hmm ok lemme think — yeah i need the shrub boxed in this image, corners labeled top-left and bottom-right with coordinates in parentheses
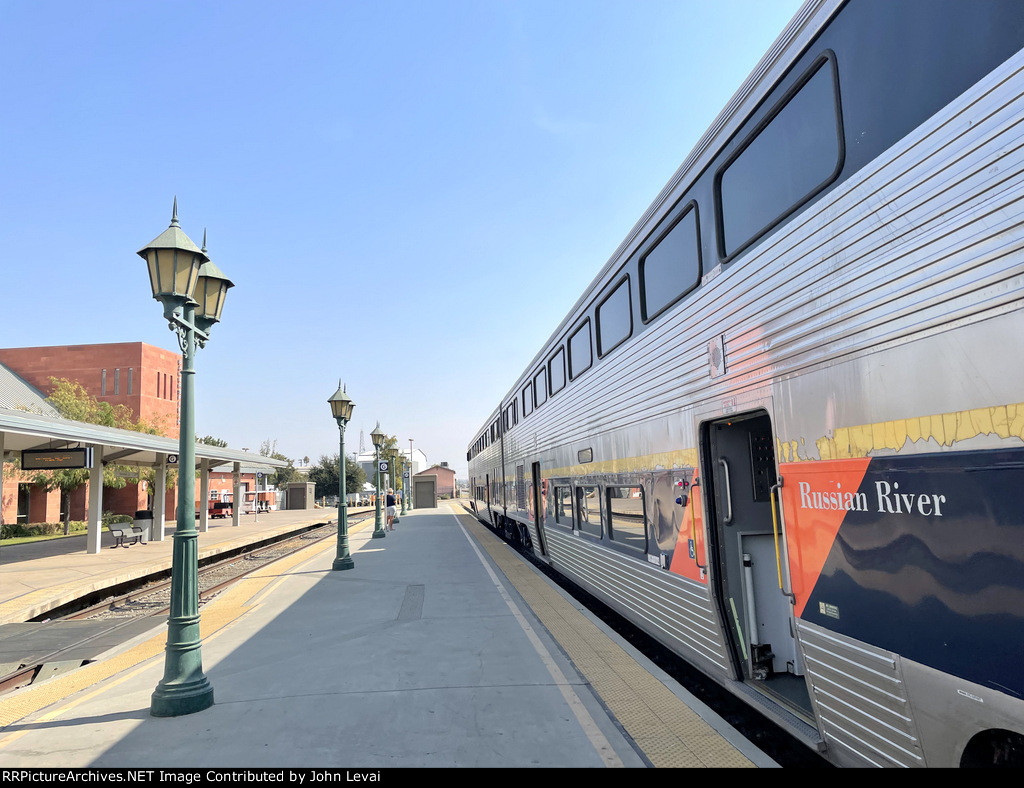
top-left (0, 521), bottom-right (89, 539)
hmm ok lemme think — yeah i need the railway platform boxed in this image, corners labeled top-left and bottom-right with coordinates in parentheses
top-left (0, 502), bottom-right (776, 768)
top-left (0, 507), bottom-right (375, 626)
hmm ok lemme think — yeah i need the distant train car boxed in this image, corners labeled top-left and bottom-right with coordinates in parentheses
top-left (468, 0), bottom-right (1024, 768)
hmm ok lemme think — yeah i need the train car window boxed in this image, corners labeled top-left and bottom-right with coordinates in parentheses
top-left (596, 276), bottom-right (632, 357)
top-left (554, 486), bottom-right (573, 528)
top-left (607, 486), bottom-right (647, 553)
top-left (716, 51), bottom-right (843, 261)
top-left (640, 203), bottom-right (701, 322)
top-left (575, 485), bottom-right (602, 538)
top-left (549, 347), bottom-right (566, 395)
top-left (534, 368), bottom-right (548, 407)
top-left (568, 319), bottom-right (593, 380)
top-left (522, 383), bottom-right (533, 417)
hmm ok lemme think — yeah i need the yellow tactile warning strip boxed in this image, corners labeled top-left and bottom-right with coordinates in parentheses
top-left (448, 503), bottom-right (755, 768)
top-left (0, 518), bottom-right (367, 733)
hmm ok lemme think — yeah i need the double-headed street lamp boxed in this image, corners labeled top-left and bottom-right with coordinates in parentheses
top-left (139, 200), bottom-right (233, 718)
top-left (370, 423), bottom-right (387, 539)
top-left (328, 382), bottom-right (355, 570)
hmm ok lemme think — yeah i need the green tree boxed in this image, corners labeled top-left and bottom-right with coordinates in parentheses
top-left (260, 438), bottom-right (297, 487)
top-left (35, 378), bottom-right (155, 533)
top-left (197, 435), bottom-right (228, 447)
top-left (47, 378), bottom-right (163, 434)
top-left (308, 453), bottom-right (365, 500)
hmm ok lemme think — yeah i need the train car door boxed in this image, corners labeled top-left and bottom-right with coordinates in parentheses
top-left (700, 410), bottom-right (812, 720)
top-left (531, 461), bottom-right (548, 556)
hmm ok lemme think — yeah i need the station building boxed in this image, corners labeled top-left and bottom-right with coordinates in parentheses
top-left (0, 342), bottom-right (271, 526)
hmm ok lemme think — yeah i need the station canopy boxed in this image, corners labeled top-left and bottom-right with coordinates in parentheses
top-left (0, 406), bottom-right (288, 472)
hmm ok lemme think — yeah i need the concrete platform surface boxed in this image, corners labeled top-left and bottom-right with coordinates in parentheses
top-left (0, 504), bottom-right (775, 768)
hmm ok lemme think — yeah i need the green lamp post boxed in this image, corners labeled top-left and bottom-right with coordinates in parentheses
top-left (407, 438), bottom-right (415, 511)
top-left (370, 423), bottom-right (387, 539)
top-left (400, 442), bottom-right (408, 516)
top-left (329, 382), bottom-right (355, 570)
top-left (139, 200), bottom-right (233, 717)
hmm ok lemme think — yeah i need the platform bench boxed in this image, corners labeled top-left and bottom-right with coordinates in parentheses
top-left (110, 525), bottom-right (146, 548)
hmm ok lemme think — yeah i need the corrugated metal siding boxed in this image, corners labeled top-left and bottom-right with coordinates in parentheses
top-left (797, 620), bottom-right (925, 767)
top-left (544, 528), bottom-right (732, 673)
top-left (499, 45), bottom-right (1024, 462)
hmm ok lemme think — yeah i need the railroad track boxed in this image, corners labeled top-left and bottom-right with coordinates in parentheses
top-left (0, 514), bottom-right (373, 696)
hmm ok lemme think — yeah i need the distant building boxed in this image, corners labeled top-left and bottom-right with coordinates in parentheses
top-left (415, 463), bottom-right (456, 498)
top-left (354, 447), bottom-right (427, 492)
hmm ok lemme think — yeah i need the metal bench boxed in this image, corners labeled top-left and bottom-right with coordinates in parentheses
top-left (110, 525), bottom-right (146, 548)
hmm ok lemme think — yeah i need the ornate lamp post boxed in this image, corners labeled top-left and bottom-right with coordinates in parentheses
top-left (328, 382), bottom-right (355, 570)
top-left (139, 200), bottom-right (233, 717)
top-left (407, 438), bottom-right (415, 511)
top-left (400, 441), bottom-right (408, 516)
top-left (370, 423), bottom-right (387, 539)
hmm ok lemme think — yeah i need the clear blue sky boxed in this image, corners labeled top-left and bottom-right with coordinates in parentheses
top-left (0, 0), bottom-right (803, 478)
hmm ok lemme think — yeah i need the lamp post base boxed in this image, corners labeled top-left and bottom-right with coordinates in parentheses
top-left (372, 530), bottom-right (387, 539)
top-left (150, 677), bottom-right (214, 717)
top-left (332, 556), bottom-right (355, 570)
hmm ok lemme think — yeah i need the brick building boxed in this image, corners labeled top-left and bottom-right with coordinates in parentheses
top-left (0, 342), bottom-right (182, 439)
top-left (414, 463), bottom-right (457, 498)
top-left (0, 342), bottom-right (184, 523)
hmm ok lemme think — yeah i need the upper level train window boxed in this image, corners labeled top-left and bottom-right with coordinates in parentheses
top-left (607, 486), bottom-right (647, 553)
top-left (716, 51), bottom-right (843, 261)
top-left (534, 368), bottom-right (548, 408)
top-left (640, 203), bottom-right (701, 322)
top-left (568, 319), bottom-right (592, 380)
top-left (549, 347), bottom-right (566, 396)
top-left (596, 276), bottom-right (632, 357)
top-left (522, 383), bottom-right (533, 417)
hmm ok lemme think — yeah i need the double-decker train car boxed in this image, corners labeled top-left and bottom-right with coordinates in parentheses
top-left (467, 0), bottom-right (1024, 768)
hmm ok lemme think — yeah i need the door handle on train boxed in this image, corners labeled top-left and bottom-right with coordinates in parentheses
top-left (689, 479), bottom-right (706, 572)
top-left (718, 458), bottom-right (733, 525)
top-left (770, 480), bottom-right (796, 604)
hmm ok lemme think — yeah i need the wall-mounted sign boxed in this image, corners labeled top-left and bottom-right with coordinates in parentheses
top-left (22, 447), bottom-right (94, 470)
top-left (167, 454), bottom-right (178, 465)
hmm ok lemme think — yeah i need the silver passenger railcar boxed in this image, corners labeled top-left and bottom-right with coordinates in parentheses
top-left (468, 0), bottom-right (1024, 767)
